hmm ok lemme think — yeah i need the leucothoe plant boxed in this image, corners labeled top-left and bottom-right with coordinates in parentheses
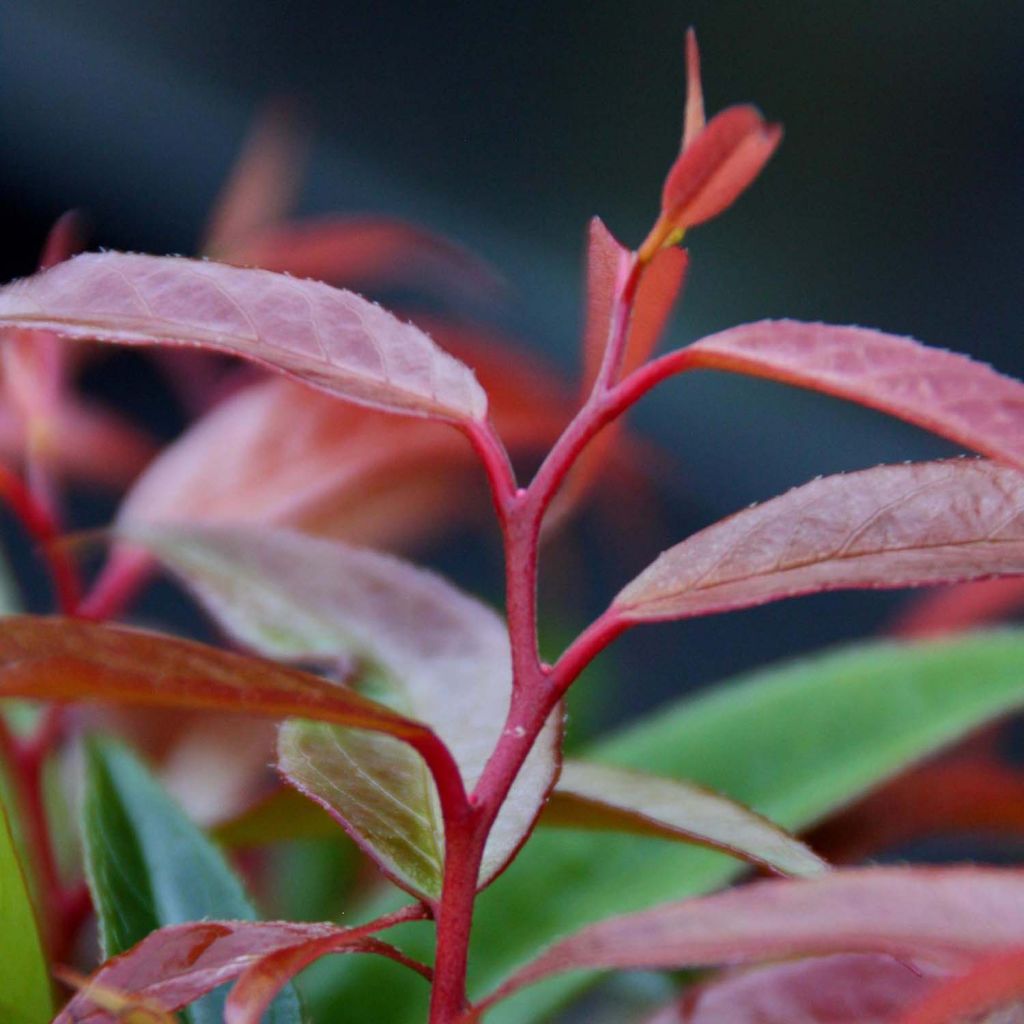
top-left (4, 30), bottom-right (1024, 1024)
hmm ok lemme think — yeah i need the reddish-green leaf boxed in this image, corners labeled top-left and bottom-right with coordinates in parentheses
top-left (0, 615), bottom-right (433, 743)
top-left (0, 252), bottom-right (487, 422)
top-left (671, 321), bottom-right (1024, 469)
top-left (900, 947), bottom-right (1024, 1024)
top-left (53, 920), bottom-right (419, 1023)
top-left (545, 759), bottom-right (826, 877)
top-left (614, 460), bottom-right (1024, 623)
top-left (478, 868), bottom-right (1024, 1012)
top-left (645, 954), bottom-right (936, 1024)
top-left (117, 523), bottom-right (560, 898)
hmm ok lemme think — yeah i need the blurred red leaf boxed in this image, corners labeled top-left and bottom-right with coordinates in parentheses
top-left (202, 100), bottom-right (308, 255)
top-left (614, 460), bottom-right (1024, 623)
top-left (221, 216), bottom-right (505, 304)
top-left (898, 947), bottom-right (1024, 1023)
top-left (811, 754), bottom-right (1024, 865)
top-left (892, 578), bottom-right (1024, 637)
top-left (476, 868), bottom-right (1024, 1012)
top-left (679, 29), bottom-right (706, 152)
top-left (0, 252), bottom-right (488, 423)
top-left (645, 954), bottom-right (936, 1024)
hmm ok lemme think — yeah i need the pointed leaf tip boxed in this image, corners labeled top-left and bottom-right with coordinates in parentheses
top-left (681, 28), bottom-right (705, 152)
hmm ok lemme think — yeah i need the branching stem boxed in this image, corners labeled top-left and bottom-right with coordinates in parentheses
top-left (428, 246), bottom-right (651, 1024)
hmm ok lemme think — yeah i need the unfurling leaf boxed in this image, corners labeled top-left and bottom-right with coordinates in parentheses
top-left (545, 759), bottom-right (826, 877)
top-left (615, 460), bottom-right (1024, 622)
top-left (673, 320), bottom-right (1024, 470)
top-left (53, 920), bottom-right (419, 1024)
top-left (643, 954), bottom-right (936, 1024)
top-left (117, 523), bottom-right (560, 900)
top-left (478, 868), bottom-right (1024, 1012)
top-left (0, 252), bottom-right (487, 422)
top-left (0, 794), bottom-right (51, 1024)
top-left (82, 740), bottom-right (302, 1024)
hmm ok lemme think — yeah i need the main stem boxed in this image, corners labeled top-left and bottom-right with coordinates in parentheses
top-left (429, 253), bottom-right (649, 1024)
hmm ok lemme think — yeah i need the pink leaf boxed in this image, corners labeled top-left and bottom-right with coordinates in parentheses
top-left (670, 321), bottom-right (1024, 470)
top-left (581, 217), bottom-right (630, 389)
top-left (645, 954), bottom-right (937, 1024)
top-left (546, 759), bottom-right (827, 877)
top-left (53, 920), bottom-right (418, 1023)
top-left (614, 460), bottom-right (1024, 622)
top-left (0, 252), bottom-right (487, 422)
top-left (679, 29), bottom-right (706, 152)
top-left (478, 868), bottom-right (1024, 1011)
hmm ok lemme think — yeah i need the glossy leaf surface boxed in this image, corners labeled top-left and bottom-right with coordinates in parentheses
top-left (0, 252), bottom-right (487, 422)
top-left (615, 460), bottom-right (1024, 622)
top-left (0, 615), bottom-right (439, 746)
top-left (54, 920), bottom-right (396, 1023)
top-left (82, 740), bottom-right (301, 1024)
top-left (675, 320), bottom-right (1024, 469)
top-left (0, 794), bottom-right (51, 1024)
top-left (119, 523), bottom-right (559, 897)
top-left (546, 759), bottom-right (826, 877)
top-left (482, 868), bottom-right (1024, 1008)
top-left (645, 954), bottom-right (936, 1024)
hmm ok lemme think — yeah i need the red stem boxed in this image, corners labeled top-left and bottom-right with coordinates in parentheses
top-left (0, 462), bottom-right (81, 615)
top-left (428, 248), bottom-right (652, 1024)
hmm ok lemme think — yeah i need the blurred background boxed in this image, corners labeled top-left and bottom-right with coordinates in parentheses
top-left (1, 0), bottom-right (1022, 725)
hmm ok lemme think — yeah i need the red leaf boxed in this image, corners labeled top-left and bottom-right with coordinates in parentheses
top-left (639, 107), bottom-right (781, 261)
top-left (220, 216), bottom-right (505, 304)
top-left (478, 868), bottom-right (1024, 1012)
top-left (811, 755), bottom-right (1024, 865)
top-left (118, 325), bottom-right (567, 548)
top-left (614, 460), bottom-right (1024, 623)
top-left (581, 217), bottom-right (630, 389)
top-left (679, 29), bottom-right (706, 152)
top-left (224, 935), bottom-right (430, 1024)
top-left (646, 954), bottom-right (936, 1024)
top-left (53, 920), bottom-right (419, 1023)
top-left (0, 615), bottom-right (432, 743)
top-left (900, 947), bottom-right (1024, 1024)
top-left (671, 321), bottom-right (1024, 470)
top-left (893, 578), bottom-right (1024, 637)
top-left (0, 253), bottom-right (487, 422)
top-left (202, 100), bottom-right (308, 255)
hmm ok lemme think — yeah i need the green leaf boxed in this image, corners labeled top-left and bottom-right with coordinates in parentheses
top-left (310, 629), bottom-right (1024, 1023)
top-left (0, 792), bottom-right (51, 1024)
top-left (82, 739), bottom-right (304, 1024)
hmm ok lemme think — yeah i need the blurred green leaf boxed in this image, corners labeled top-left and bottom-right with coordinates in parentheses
top-left (312, 629), bottom-right (1024, 1022)
top-left (0, 792), bottom-right (51, 1024)
top-left (82, 739), bottom-right (304, 1024)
